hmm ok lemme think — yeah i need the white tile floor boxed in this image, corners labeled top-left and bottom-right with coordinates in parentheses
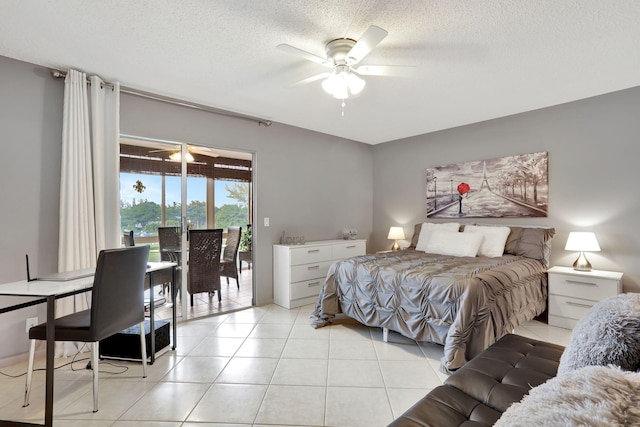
top-left (0, 305), bottom-right (572, 426)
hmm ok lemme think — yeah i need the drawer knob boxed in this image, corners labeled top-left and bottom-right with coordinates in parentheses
top-left (308, 282), bottom-right (320, 287)
top-left (307, 265), bottom-right (320, 270)
top-left (307, 249), bottom-right (320, 254)
top-left (346, 245), bottom-right (356, 249)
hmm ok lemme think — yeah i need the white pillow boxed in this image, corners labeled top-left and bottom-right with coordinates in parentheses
top-left (463, 225), bottom-right (511, 257)
top-left (415, 222), bottom-right (461, 252)
top-left (423, 230), bottom-right (483, 257)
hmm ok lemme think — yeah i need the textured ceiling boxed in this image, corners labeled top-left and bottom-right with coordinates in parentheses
top-left (1, 1), bottom-right (639, 144)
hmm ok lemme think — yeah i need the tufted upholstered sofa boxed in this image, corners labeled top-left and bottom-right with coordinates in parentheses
top-left (388, 334), bottom-right (565, 427)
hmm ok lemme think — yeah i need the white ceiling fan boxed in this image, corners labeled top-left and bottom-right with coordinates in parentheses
top-left (277, 25), bottom-right (415, 101)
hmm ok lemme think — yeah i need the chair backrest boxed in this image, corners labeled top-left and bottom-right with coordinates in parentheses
top-left (158, 226), bottom-right (181, 262)
top-left (223, 226), bottom-right (242, 262)
top-left (90, 245), bottom-right (150, 341)
top-left (188, 229), bottom-right (223, 292)
top-left (123, 230), bottom-right (135, 247)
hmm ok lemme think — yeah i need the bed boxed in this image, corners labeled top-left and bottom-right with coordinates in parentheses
top-left (310, 223), bottom-right (555, 372)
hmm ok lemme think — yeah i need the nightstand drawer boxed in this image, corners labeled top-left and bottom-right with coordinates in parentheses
top-left (291, 278), bottom-right (324, 300)
top-left (549, 273), bottom-right (620, 301)
top-left (290, 261), bottom-right (332, 283)
top-left (548, 294), bottom-right (597, 320)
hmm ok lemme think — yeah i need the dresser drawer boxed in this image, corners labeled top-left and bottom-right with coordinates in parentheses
top-left (291, 278), bottom-right (324, 300)
top-left (548, 294), bottom-right (597, 321)
top-left (290, 261), bottom-right (333, 283)
top-left (549, 273), bottom-right (620, 301)
top-left (290, 245), bottom-right (333, 265)
top-left (333, 241), bottom-right (366, 259)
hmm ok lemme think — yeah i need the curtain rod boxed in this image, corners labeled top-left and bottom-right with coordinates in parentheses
top-left (50, 69), bottom-right (272, 127)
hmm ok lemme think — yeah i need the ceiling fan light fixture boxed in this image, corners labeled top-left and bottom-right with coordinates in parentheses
top-left (321, 69), bottom-right (365, 100)
top-left (169, 151), bottom-right (195, 162)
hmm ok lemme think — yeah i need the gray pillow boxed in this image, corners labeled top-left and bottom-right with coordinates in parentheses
top-left (504, 226), bottom-right (555, 267)
top-left (557, 293), bottom-right (640, 375)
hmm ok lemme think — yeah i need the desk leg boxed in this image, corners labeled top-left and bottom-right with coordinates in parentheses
top-left (172, 266), bottom-right (177, 350)
top-left (44, 295), bottom-right (55, 427)
top-left (148, 272), bottom-right (156, 365)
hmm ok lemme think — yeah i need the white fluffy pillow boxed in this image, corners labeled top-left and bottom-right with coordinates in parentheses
top-left (495, 366), bottom-right (640, 426)
top-left (423, 230), bottom-right (483, 257)
top-left (415, 222), bottom-right (461, 252)
top-left (463, 225), bottom-right (511, 257)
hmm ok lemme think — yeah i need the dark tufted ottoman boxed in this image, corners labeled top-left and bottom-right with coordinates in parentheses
top-left (389, 334), bottom-right (565, 427)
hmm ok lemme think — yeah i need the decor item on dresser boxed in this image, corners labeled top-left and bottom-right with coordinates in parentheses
top-left (387, 226), bottom-right (405, 251)
top-left (342, 228), bottom-right (358, 240)
top-left (273, 239), bottom-right (366, 309)
top-left (547, 266), bottom-right (622, 329)
top-left (426, 151), bottom-right (548, 218)
top-left (311, 222), bottom-right (555, 372)
top-left (279, 231), bottom-right (306, 245)
top-left (564, 231), bottom-right (600, 271)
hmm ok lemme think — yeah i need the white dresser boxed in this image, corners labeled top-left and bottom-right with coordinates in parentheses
top-left (273, 239), bottom-right (366, 309)
top-left (547, 266), bottom-right (623, 329)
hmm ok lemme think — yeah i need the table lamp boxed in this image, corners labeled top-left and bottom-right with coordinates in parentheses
top-left (388, 227), bottom-right (405, 251)
top-left (565, 231), bottom-right (600, 271)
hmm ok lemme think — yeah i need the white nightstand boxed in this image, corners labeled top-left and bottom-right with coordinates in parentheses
top-left (547, 266), bottom-right (623, 329)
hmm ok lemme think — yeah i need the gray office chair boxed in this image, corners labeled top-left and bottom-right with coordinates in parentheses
top-left (23, 245), bottom-right (150, 413)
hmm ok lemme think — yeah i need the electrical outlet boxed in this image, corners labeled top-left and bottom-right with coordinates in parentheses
top-left (26, 317), bottom-right (38, 333)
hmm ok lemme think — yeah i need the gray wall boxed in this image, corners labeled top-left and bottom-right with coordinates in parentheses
top-left (372, 87), bottom-right (640, 292)
top-left (0, 54), bottom-right (373, 360)
top-left (0, 56), bottom-right (63, 360)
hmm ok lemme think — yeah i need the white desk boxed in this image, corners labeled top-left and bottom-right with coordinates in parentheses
top-left (0, 275), bottom-right (94, 427)
top-left (0, 261), bottom-right (177, 427)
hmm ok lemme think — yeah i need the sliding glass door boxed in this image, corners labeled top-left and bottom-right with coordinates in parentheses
top-left (119, 136), bottom-right (254, 321)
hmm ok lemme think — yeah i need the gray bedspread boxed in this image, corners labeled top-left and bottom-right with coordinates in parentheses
top-left (310, 250), bottom-right (547, 371)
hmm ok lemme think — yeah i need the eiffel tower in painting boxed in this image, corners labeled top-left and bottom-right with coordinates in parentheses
top-left (479, 161), bottom-right (492, 192)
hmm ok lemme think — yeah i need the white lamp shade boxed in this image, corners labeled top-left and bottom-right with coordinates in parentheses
top-left (387, 227), bottom-right (405, 240)
top-left (565, 232), bottom-right (600, 252)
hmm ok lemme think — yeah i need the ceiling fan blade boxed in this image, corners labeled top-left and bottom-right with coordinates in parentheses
top-left (277, 44), bottom-right (333, 68)
top-left (355, 65), bottom-right (416, 77)
top-left (346, 25), bottom-right (388, 65)
top-left (293, 72), bottom-right (331, 86)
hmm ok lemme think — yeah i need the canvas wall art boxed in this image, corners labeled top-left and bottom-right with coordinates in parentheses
top-left (426, 151), bottom-right (548, 218)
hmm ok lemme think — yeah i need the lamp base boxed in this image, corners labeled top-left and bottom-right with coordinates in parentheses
top-left (572, 251), bottom-right (592, 271)
top-left (391, 241), bottom-right (400, 251)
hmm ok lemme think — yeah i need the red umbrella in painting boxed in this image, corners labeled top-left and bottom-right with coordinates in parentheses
top-left (457, 182), bottom-right (470, 214)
